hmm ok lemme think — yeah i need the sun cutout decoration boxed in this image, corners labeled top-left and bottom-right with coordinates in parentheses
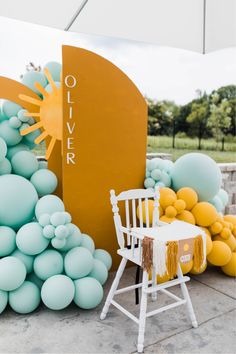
top-left (19, 68), bottom-right (62, 160)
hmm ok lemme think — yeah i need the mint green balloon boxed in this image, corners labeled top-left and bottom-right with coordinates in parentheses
top-left (160, 171), bottom-right (171, 187)
top-left (43, 225), bottom-right (55, 239)
top-left (93, 249), bottom-right (112, 270)
top-left (0, 290), bottom-right (8, 314)
top-left (17, 109), bottom-right (29, 123)
top-left (144, 177), bottom-right (155, 189)
top-left (51, 237), bottom-right (66, 249)
top-left (0, 158), bottom-right (12, 175)
top-left (34, 250), bottom-right (63, 280)
top-left (171, 153), bottom-right (222, 201)
top-left (44, 62), bottom-right (62, 81)
top-left (21, 71), bottom-right (47, 95)
top-left (22, 128), bottom-right (41, 145)
top-left (89, 259), bottom-right (108, 285)
top-left (26, 273), bottom-right (43, 289)
top-left (217, 188), bottom-right (229, 207)
top-left (81, 234), bottom-right (95, 254)
top-left (0, 120), bottom-right (22, 146)
top-left (74, 277), bottom-right (103, 309)
top-left (209, 196), bottom-right (224, 212)
top-left (11, 249), bottom-right (34, 274)
top-left (41, 275), bottom-right (75, 310)
top-left (9, 116), bottom-right (22, 129)
top-left (16, 222), bottom-right (49, 255)
top-left (0, 137), bottom-right (7, 162)
top-left (50, 212), bottom-right (66, 226)
top-left (60, 224), bottom-right (82, 252)
top-left (9, 281), bottom-right (40, 314)
top-left (64, 247), bottom-right (94, 279)
top-left (2, 100), bottom-right (22, 118)
top-left (38, 160), bottom-right (48, 169)
top-left (6, 143), bottom-right (29, 160)
top-left (35, 195), bottom-right (65, 220)
top-left (0, 226), bottom-right (16, 257)
top-left (150, 169), bottom-right (162, 181)
top-left (0, 175), bottom-right (38, 229)
top-left (45, 82), bottom-right (60, 93)
top-left (0, 257), bottom-right (26, 291)
top-left (30, 169), bottom-right (57, 196)
top-left (11, 151), bottom-right (39, 179)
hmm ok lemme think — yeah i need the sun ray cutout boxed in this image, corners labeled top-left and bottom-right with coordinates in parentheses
top-left (19, 68), bottom-right (63, 160)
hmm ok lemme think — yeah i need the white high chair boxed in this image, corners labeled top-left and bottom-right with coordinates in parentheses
top-left (100, 187), bottom-right (198, 353)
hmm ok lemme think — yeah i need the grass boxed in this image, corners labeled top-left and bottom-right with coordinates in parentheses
top-left (33, 136), bottom-right (236, 163)
top-left (148, 136), bottom-right (236, 163)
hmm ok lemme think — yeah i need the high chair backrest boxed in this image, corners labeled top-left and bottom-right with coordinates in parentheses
top-left (110, 187), bottom-right (160, 249)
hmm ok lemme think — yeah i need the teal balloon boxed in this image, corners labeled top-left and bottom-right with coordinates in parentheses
top-left (74, 277), bottom-right (103, 309)
top-left (41, 274), bottom-right (75, 310)
top-left (81, 234), bottom-right (95, 254)
top-left (209, 196), bottom-right (224, 213)
top-left (163, 160), bottom-right (174, 174)
top-left (0, 226), bottom-right (16, 257)
top-left (89, 259), bottom-right (108, 285)
top-left (0, 120), bottom-right (22, 146)
top-left (144, 177), bottom-right (155, 189)
top-left (16, 222), bottom-right (49, 255)
top-left (33, 250), bottom-right (63, 281)
top-left (11, 151), bottom-right (39, 179)
top-left (0, 290), bottom-right (8, 314)
top-left (171, 153), bottom-right (222, 201)
top-left (50, 212), bottom-right (66, 226)
top-left (9, 281), bottom-right (40, 314)
top-left (155, 181), bottom-right (165, 188)
top-left (150, 169), bottom-right (162, 181)
top-left (217, 188), bottom-right (229, 207)
top-left (146, 170), bottom-right (151, 178)
top-left (2, 100), bottom-right (22, 118)
top-left (38, 160), bottom-right (48, 169)
top-left (0, 158), bottom-right (12, 175)
top-left (38, 213), bottom-right (51, 227)
top-left (64, 247), bottom-right (94, 279)
top-left (30, 169), bottom-right (58, 196)
top-left (6, 143), bottom-right (29, 160)
top-left (160, 171), bottom-right (171, 187)
top-left (43, 225), bottom-right (55, 239)
top-left (35, 195), bottom-right (65, 220)
top-left (9, 116), bottom-right (22, 129)
top-left (44, 62), bottom-right (62, 82)
top-left (11, 249), bottom-right (34, 274)
top-left (0, 256), bottom-right (26, 291)
top-left (22, 128), bottom-right (41, 145)
top-left (21, 71), bottom-right (47, 95)
top-left (93, 249), bottom-right (112, 270)
top-left (51, 237), bottom-right (66, 249)
top-left (60, 224), bottom-right (82, 252)
top-left (17, 109), bottom-right (29, 123)
top-left (0, 175), bottom-right (38, 229)
top-left (0, 137), bottom-right (7, 162)
top-left (55, 225), bottom-right (68, 239)
top-left (45, 82), bottom-right (60, 93)
top-left (26, 273), bottom-right (43, 289)
top-left (147, 158), bottom-right (164, 171)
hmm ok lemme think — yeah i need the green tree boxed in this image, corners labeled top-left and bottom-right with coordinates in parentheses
top-left (207, 98), bottom-right (232, 142)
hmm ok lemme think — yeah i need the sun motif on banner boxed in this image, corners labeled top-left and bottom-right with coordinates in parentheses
top-left (19, 68), bottom-right (62, 160)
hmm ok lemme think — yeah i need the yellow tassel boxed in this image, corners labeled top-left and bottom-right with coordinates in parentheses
top-left (166, 241), bottom-right (179, 279)
top-left (193, 235), bottom-right (204, 272)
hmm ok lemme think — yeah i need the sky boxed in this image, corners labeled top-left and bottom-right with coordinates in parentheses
top-left (0, 16), bottom-right (235, 105)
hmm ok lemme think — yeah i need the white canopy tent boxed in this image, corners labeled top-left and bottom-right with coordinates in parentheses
top-left (0, 0), bottom-right (235, 54)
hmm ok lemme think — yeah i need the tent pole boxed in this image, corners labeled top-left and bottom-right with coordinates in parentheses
top-left (64, 0), bottom-right (89, 31)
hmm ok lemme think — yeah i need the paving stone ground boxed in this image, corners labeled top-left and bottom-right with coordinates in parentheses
top-left (0, 267), bottom-right (235, 354)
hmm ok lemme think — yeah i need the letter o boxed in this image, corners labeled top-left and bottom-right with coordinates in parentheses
top-left (65, 75), bottom-right (77, 88)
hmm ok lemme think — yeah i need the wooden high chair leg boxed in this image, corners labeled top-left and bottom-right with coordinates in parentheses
top-left (100, 257), bottom-right (127, 320)
top-left (177, 264), bottom-right (198, 328)
top-left (137, 270), bottom-right (149, 353)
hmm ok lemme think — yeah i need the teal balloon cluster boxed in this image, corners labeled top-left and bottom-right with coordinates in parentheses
top-left (0, 61), bottom-right (112, 315)
top-left (144, 153), bottom-right (229, 208)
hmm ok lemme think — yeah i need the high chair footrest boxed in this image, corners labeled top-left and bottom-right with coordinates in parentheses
top-left (144, 276), bottom-right (190, 294)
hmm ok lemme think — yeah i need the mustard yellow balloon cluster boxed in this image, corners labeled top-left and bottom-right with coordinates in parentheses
top-left (137, 186), bottom-right (236, 278)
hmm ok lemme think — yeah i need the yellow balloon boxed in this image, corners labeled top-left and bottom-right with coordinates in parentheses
top-left (220, 227), bottom-right (231, 240)
top-left (160, 188), bottom-right (177, 209)
top-left (176, 187), bottom-right (198, 211)
top-left (221, 252), bottom-right (236, 277)
top-left (207, 241), bottom-right (232, 266)
top-left (191, 202), bottom-right (218, 227)
top-left (173, 199), bottom-right (186, 214)
top-left (232, 227), bottom-right (236, 238)
top-left (201, 227), bottom-right (211, 237)
top-left (137, 200), bottom-right (154, 224)
top-left (180, 260), bottom-right (193, 274)
top-left (214, 234), bottom-right (236, 251)
top-left (177, 210), bottom-right (196, 225)
top-left (157, 272), bottom-right (171, 283)
top-left (223, 215), bottom-right (236, 226)
top-left (165, 206), bottom-right (177, 218)
top-left (190, 262), bottom-right (207, 275)
top-left (210, 221), bottom-right (223, 236)
top-left (206, 234), bottom-right (213, 255)
top-left (160, 215), bottom-right (176, 224)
